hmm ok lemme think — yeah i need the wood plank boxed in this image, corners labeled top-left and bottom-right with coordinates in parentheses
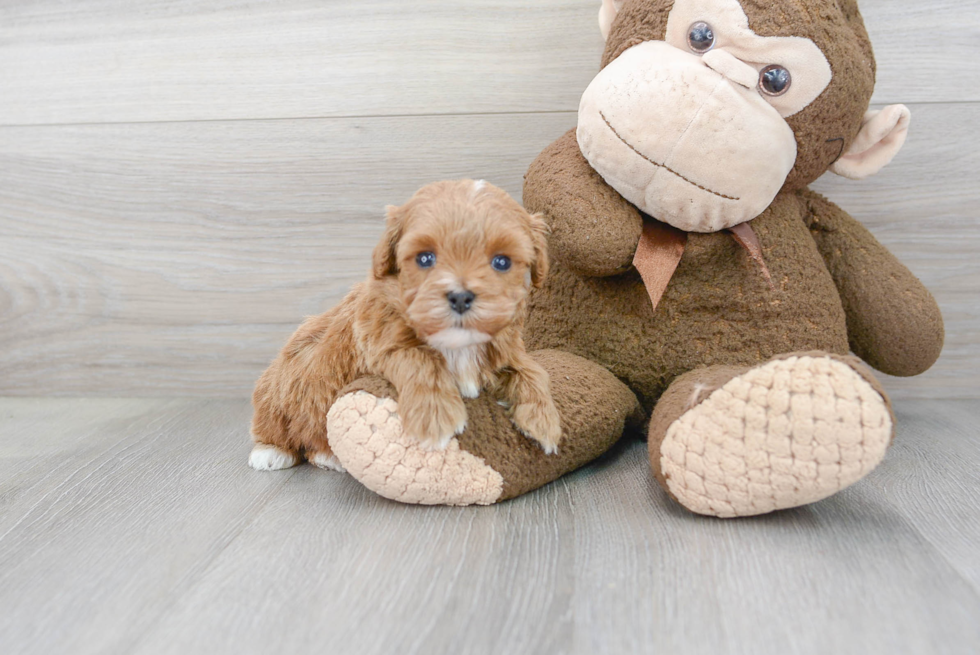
top-left (0, 398), bottom-right (298, 655)
top-left (0, 398), bottom-right (176, 534)
top-left (559, 405), bottom-right (980, 654)
top-left (0, 0), bottom-right (601, 126)
top-left (132, 472), bottom-right (579, 655)
top-left (869, 400), bottom-right (980, 592)
top-left (1, 103), bottom-right (973, 398)
top-left (0, 0), bottom-right (976, 126)
top-left (0, 398), bottom-right (977, 654)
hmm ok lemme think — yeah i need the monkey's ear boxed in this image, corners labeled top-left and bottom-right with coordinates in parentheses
top-left (372, 204), bottom-right (404, 280)
top-left (830, 105), bottom-right (911, 180)
top-left (598, 0), bottom-right (625, 42)
top-left (527, 212), bottom-right (551, 288)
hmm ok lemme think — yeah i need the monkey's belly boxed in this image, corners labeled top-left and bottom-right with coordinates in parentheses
top-left (526, 226), bottom-right (849, 411)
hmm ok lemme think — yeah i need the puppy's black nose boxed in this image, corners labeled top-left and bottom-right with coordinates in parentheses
top-left (447, 290), bottom-right (475, 315)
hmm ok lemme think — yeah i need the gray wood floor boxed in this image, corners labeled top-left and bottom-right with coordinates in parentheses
top-left (1, 398), bottom-right (978, 655)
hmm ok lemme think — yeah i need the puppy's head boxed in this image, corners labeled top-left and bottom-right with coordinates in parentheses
top-left (372, 179), bottom-right (549, 349)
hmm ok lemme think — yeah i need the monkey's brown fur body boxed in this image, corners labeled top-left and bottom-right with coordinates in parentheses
top-left (524, 132), bottom-right (942, 405)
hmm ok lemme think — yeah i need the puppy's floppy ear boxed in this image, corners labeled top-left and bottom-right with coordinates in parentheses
top-left (372, 204), bottom-right (404, 279)
top-left (527, 211), bottom-right (550, 288)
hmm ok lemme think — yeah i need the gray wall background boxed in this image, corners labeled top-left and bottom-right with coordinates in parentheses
top-left (0, 0), bottom-right (976, 398)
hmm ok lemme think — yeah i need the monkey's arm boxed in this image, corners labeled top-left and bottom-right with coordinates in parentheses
top-left (801, 189), bottom-right (944, 377)
top-left (523, 128), bottom-right (643, 277)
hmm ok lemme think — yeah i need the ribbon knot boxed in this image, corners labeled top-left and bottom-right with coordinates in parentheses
top-left (631, 220), bottom-right (774, 313)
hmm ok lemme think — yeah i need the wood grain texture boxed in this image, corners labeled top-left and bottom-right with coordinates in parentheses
top-left (867, 400), bottom-right (980, 592)
top-left (0, 398), bottom-right (977, 654)
top-left (0, 0), bottom-right (977, 126)
top-left (0, 0), bottom-right (601, 126)
top-left (1, 103), bottom-right (974, 398)
top-left (0, 398), bottom-right (297, 655)
top-left (0, 112), bottom-right (576, 396)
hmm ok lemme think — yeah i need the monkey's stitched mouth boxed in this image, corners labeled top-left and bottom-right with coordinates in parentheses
top-left (599, 111), bottom-right (740, 201)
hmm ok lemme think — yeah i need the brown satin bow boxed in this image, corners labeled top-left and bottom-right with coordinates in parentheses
top-left (632, 219), bottom-right (774, 314)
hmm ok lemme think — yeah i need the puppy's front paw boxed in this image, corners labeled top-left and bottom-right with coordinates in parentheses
top-left (400, 390), bottom-right (468, 451)
top-left (510, 399), bottom-right (562, 455)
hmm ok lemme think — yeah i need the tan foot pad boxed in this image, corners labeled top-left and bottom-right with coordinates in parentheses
top-left (326, 392), bottom-right (504, 506)
top-left (660, 356), bottom-right (893, 517)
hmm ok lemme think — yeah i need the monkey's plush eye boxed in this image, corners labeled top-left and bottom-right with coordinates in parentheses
top-left (759, 65), bottom-right (792, 96)
top-left (687, 22), bottom-right (715, 53)
top-left (416, 252), bottom-right (436, 268)
top-left (491, 255), bottom-right (512, 272)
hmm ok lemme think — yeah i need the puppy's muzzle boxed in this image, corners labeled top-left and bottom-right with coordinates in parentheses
top-left (447, 290), bottom-right (475, 315)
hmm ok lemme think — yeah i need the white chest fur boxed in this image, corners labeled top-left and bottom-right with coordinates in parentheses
top-left (426, 328), bottom-right (492, 399)
top-left (438, 343), bottom-right (486, 399)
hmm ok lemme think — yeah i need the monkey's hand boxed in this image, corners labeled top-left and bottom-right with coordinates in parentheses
top-left (803, 189), bottom-right (944, 377)
top-left (524, 128), bottom-right (643, 277)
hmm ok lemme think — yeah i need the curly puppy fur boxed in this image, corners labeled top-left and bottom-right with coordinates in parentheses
top-left (249, 180), bottom-right (562, 470)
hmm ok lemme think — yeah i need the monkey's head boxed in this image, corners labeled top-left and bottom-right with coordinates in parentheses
top-left (579, 0), bottom-right (910, 232)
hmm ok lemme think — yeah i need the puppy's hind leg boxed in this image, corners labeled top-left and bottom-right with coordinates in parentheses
top-left (285, 408), bottom-right (344, 472)
top-left (249, 369), bottom-right (301, 471)
top-left (308, 451), bottom-right (346, 472)
top-left (249, 409), bottom-right (343, 472)
top-left (249, 442), bottom-right (300, 471)
top-left (250, 299), bottom-right (359, 472)
top-left (249, 416), bottom-right (301, 471)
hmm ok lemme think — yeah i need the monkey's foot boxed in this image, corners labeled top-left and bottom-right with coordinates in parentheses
top-left (649, 353), bottom-right (894, 518)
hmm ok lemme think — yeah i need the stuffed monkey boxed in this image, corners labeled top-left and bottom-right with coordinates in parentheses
top-left (324, 0), bottom-right (943, 516)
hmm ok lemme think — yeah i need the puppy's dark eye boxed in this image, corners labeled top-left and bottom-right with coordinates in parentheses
top-left (416, 252), bottom-right (436, 269)
top-left (491, 255), bottom-right (511, 272)
top-left (688, 21), bottom-right (715, 53)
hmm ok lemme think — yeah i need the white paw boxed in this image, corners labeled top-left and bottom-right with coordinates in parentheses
top-left (420, 430), bottom-right (459, 451)
top-left (458, 381), bottom-right (481, 399)
top-left (538, 440), bottom-right (559, 456)
top-left (514, 424), bottom-right (560, 455)
top-left (420, 418), bottom-right (467, 450)
top-left (248, 444), bottom-right (299, 471)
top-left (310, 452), bottom-right (346, 473)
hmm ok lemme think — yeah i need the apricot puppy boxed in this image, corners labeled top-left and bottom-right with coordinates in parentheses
top-left (249, 179), bottom-right (562, 472)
